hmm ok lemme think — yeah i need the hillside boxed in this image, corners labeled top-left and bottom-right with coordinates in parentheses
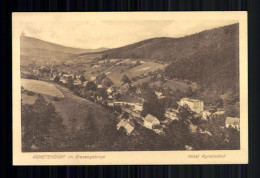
top-left (97, 23), bottom-right (239, 63)
top-left (20, 36), bottom-right (108, 65)
top-left (21, 36), bottom-right (107, 54)
top-left (21, 79), bottom-right (115, 135)
top-left (164, 23), bottom-right (239, 94)
top-left (96, 23), bottom-right (239, 94)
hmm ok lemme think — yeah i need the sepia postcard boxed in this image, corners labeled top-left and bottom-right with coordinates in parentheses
top-left (12, 12), bottom-right (248, 165)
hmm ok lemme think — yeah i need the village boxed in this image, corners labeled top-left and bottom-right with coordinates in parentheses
top-left (21, 61), bottom-right (240, 147)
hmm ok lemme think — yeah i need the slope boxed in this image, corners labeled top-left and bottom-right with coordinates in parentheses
top-left (20, 36), bottom-right (108, 65)
top-left (97, 23), bottom-right (239, 62)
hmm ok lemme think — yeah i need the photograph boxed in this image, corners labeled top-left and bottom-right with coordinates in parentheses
top-left (13, 12), bottom-right (248, 165)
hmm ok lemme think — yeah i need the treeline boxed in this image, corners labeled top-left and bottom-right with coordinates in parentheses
top-left (100, 24), bottom-right (238, 62)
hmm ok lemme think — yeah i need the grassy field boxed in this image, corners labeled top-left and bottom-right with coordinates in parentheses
top-left (21, 78), bottom-right (65, 98)
top-left (100, 61), bottom-right (168, 87)
top-left (126, 62), bottom-right (168, 78)
top-left (21, 93), bottom-right (38, 105)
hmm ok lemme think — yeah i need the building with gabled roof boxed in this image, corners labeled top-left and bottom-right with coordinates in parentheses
top-left (143, 114), bottom-right (160, 129)
top-left (117, 119), bottom-right (135, 135)
top-left (225, 117), bottom-right (240, 130)
top-left (179, 98), bottom-right (204, 113)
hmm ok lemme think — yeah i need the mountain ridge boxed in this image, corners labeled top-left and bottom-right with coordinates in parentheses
top-left (21, 36), bottom-right (108, 54)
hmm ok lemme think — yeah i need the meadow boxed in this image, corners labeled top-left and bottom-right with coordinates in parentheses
top-left (21, 78), bottom-right (65, 98)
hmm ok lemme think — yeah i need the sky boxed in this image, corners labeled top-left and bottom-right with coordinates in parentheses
top-left (20, 20), bottom-right (238, 49)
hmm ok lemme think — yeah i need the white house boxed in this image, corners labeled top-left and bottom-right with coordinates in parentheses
top-left (83, 81), bottom-right (89, 87)
top-left (155, 92), bottom-right (165, 99)
top-left (60, 77), bottom-right (68, 84)
top-left (134, 103), bottom-right (143, 112)
top-left (179, 98), bottom-right (204, 113)
top-left (117, 119), bottom-right (135, 135)
top-left (165, 109), bottom-right (178, 120)
top-left (73, 79), bottom-right (82, 85)
top-left (107, 87), bottom-right (116, 94)
top-left (108, 102), bottom-right (114, 107)
top-left (143, 114), bottom-right (160, 129)
top-left (202, 110), bottom-right (211, 120)
top-left (92, 65), bottom-right (100, 68)
top-left (90, 76), bottom-right (96, 81)
top-left (225, 117), bottom-right (240, 130)
top-left (213, 110), bottom-right (226, 116)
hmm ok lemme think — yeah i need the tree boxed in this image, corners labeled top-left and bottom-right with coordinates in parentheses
top-left (85, 81), bottom-right (97, 91)
top-left (22, 95), bottom-right (67, 151)
top-left (142, 87), bottom-right (157, 101)
top-left (186, 86), bottom-right (194, 97)
top-left (136, 60), bottom-right (141, 65)
top-left (53, 76), bottom-right (60, 83)
top-left (96, 73), bottom-right (106, 85)
top-left (101, 78), bottom-right (114, 88)
top-left (122, 74), bottom-right (131, 84)
top-left (128, 85), bottom-right (137, 93)
top-left (80, 75), bottom-right (86, 82)
top-left (97, 88), bottom-right (108, 100)
top-left (114, 93), bottom-right (122, 100)
top-left (164, 121), bottom-right (188, 150)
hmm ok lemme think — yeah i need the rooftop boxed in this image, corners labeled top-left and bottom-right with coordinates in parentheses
top-left (181, 98), bottom-right (202, 103)
top-left (144, 114), bottom-right (160, 123)
top-left (226, 117), bottom-right (240, 124)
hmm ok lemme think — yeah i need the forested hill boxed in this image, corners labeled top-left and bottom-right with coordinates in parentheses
top-left (98, 23), bottom-right (239, 94)
top-left (164, 23), bottom-right (239, 94)
top-left (99, 23), bottom-right (239, 62)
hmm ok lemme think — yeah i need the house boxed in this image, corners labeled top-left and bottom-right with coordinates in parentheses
top-left (60, 77), bottom-right (68, 84)
top-left (179, 98), bottom-right (204, 113)
top-left (108, 102), bottom-right (114, 107)
top-left (116, 119), bottom-right (135, 135)
top-left (136, 88), bottom-right (142, 94)
top-left (133, 103), bottom-right (143, 112)
top-left (225, 117), bottom-right (240, 130)
top-left (199, 129), bottom-right (212, 136)
top-left (107, 87), bottom-right (116, 94)
top-left (73, 79), bottom-right (82, 85)
top-left (186, 119), bottom-right (198, 133)
top-left (165, 108), bottom-right (178, 120)
top-left (97, 84), bottom-right (103, 88)
top-left (155, 92), bottom-right (165, 99)
top-left (143, 114), bottom-right (160, 129)
top-left (50, 75), bottom-right (57, 81)
top-left (213, 110), bottom-right (225, 116)
top-left (92, 65), bottom-right (100, 68)
top-left (83, 81), bottom-right (89, 87)
top-left (202, 110), bottom-right (211, 120)
top-left (63, 74), bottom-right (73, 78)
top-left (153, 128), bottom-right (164, 135)
top-left (90, 76), bottom-right (96, 81)
top-left (185, 145), bottom-right (193, 150)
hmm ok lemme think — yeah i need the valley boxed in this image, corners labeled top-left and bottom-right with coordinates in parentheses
top-left (20, 23), bottom-right (240, 151)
